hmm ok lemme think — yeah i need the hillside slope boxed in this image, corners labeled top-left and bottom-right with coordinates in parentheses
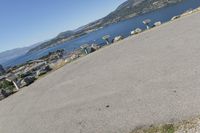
top-left (28, 0), bottom-right (184, 53)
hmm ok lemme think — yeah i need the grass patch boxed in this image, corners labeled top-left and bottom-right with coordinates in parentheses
top-left (161, 124), bottom-right (175, 133)
top-left (131, 124), bottom-right (176, 133)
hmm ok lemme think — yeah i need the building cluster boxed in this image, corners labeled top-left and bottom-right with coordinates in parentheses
top-left (0, 50), bottom-right (66, 100)
top-left (0, 60), bottom-right (52, 100)
top-left (65, 43), bottom-right (101, 63)
top-left (0, 45), bottom-right (102, 101)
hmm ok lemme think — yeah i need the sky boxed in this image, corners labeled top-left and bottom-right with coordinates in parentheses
top-left (0, 0), bottom-right (126, 53)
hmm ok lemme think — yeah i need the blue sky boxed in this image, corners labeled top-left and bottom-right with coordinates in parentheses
top-left (0, 0), bottom-right (126, 53)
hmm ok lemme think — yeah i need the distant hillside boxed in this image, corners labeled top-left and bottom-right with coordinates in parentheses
top-left (28, 0), bottom-right (184, 53)
top-left (0, 42), bottom-right (42, 65)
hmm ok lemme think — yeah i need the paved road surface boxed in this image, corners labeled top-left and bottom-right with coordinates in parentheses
top-left (1, 12), bottom-right (200, 133)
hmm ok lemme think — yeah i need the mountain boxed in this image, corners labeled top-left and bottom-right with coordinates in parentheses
top-left (0, 42), bottom-right (42, 65)
top-left (28, 0), bottom-right (184, 53)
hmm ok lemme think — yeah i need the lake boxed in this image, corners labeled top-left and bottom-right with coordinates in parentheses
top-left (3, 0), bottom-right (200, 67)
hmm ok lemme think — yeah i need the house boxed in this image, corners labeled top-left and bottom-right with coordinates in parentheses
top-left (113, 36), bottom-right (124, 43)
top-left (19, 76), bottom-right (36, 88)
top-left (131, 28), bottom-right (142, 35)
top-left (143, 19), bottom-right (151, 29)
top-left (80, 44), bottom-right (92, 55)
top-left (171, 15), bottom-right (180, 21)
top-left (134, 28), bottom-right (142, 34)
top-left (153, 21), bottom-right (162, 27)
top-left (91, 44), bottom-right (100, 51)
top-left (27, 61), bottom-right (47, 72)
top-left (36, 65), bottom-right (51, 77)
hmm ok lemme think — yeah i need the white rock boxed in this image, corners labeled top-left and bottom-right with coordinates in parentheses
top-left (154, 21), bottom-right (162, 27)
top-left (113, 36), bottom-right (123, 42)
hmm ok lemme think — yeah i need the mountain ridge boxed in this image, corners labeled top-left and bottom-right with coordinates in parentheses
top-left (27, 0), bottom-right (184, 53)
top-left (0, 42), bottom-right (43, 65)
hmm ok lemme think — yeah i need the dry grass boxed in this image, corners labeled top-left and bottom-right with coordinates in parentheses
top-left (131, 124), bottom-right (176, 133)
top-left (130, 117), bottom-right (200, 133)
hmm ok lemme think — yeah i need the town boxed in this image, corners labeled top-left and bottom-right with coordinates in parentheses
top-left (0, 7), bottom-right (199, 101)
top-left (0, 43), bottom-right (103, 100)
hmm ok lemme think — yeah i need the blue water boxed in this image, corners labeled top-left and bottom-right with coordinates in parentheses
top-left (3, 0), bottom-right (200, 67)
